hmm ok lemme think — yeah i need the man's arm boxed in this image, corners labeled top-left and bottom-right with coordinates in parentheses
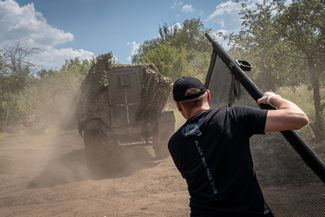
top-left (257, 92), bottom-right (309, 132)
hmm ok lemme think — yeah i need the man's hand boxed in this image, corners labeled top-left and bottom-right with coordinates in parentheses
top-left (257, 92), bottom-right (279, 108)
top-left (257, 92), bottom-right (309, 132)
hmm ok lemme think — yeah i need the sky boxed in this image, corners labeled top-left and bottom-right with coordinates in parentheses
top-left (0, 0), bottom-right (264, 69)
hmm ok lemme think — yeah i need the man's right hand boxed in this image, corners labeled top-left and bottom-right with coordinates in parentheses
top-left (257, 92), bottom-right (309, 132)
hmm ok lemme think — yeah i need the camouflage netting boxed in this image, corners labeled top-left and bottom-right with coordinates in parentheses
top-left (207, 54), bottom-right (325, 217)
top-left (75, 52), bottom-right (172, 126)
top-left (136, 63), bottom-right (172, 121)
top-left (79, 52), bottom-right (113, 98)
top-left (75, 52), bottom-right (114, 122)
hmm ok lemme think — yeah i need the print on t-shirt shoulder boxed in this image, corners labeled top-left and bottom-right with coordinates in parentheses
top-left (181, 118), bottom-right (205, 137)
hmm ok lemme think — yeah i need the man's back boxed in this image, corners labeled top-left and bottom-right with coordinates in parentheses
top-left (168, 106), bottom-right (272, 217)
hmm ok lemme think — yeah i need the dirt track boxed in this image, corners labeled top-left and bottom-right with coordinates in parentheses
top-left (0, 130), bottom-right (324, 217)
top-left (0, 130), bottom-right (189, 217)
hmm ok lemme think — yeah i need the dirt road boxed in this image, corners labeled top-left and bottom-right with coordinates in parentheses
top-left (0, 130), bottom-right (189, 217)
top-left (0, 130), bottom-right (324, 217)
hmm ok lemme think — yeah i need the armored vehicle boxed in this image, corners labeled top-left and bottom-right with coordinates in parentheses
top-left (76, 53), bottom-right (175, 169)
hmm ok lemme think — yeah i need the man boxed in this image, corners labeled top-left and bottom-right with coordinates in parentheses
top-left (168, 76), bottom-right (309, 217)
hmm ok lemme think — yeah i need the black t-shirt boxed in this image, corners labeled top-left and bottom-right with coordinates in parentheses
top-left (168, 106), bottom-right (272, 217)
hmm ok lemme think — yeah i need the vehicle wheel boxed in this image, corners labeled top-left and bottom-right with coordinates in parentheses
top-left (83, 130), bottom-right (115, 176)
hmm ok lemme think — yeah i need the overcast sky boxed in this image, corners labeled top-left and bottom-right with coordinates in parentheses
top-left (1, 0), bottom-right (268, 69)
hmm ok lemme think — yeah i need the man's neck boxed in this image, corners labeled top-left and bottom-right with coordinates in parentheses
top-left (187, 106), bottom-right (210, 119)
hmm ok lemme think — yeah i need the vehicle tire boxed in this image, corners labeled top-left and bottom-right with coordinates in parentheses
top-left (83, 130), bottom-right (115, 176)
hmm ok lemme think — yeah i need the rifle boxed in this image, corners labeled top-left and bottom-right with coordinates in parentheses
top-left (204, 33), bottom-right (325, 183)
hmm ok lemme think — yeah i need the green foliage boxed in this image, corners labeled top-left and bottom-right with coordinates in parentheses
top-left (0, 44), bottom-right (36, 130)
top-left (132, 18), bottom-right (211, 81)
top-left (277, 0), bottom-right (325, 140)
top-left (0, 51), bottom-right (91, 131)
top-left (136, 42), bottom-right (189, 80)
top-left (169, 18), bottom-right (211, 52)
top-left (60, 58), bottom-right (92, 77)
top-left (229, 0), bottom-right (325, 140)
top-left (0, 92), bottom-right (20, 129)
top-left (0, 131), bottom-right (6, 142)
top-left (278, 85), bottom-right (325, 141)
top-left (228, 0), bottom-right (306, 90)
top-left (276, 0), bottom-right (325, 87)
top-left (0, 44), bottom-right (38, 93)
top-left (19, 59), bottom-right (91, 130)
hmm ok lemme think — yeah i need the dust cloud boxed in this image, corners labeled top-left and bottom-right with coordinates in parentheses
top-left (0, 84), bottom-right (160, 189)
top-left (3, 61), bottom-right (182, 216)
top-left (0, 115), bottom-right (188, 217)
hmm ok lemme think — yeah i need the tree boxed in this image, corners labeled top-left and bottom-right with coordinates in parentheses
top-left (131, 38), bottom-right (160, 64)
top-left (137, 42), bottom-right (188, 80)
top-left (228, 0), bottom-right (306, 90)
top-left (159, 23), bottom-right (180, 42)
top-left (0, 42), bottom-right (92, 131)
top-left (14, 57), bottom-right (92, 130)
top-left (0, 42), bottom-right (38, 130)
top-left (60, 57), bottom-right (92, 76)
top-left (0, 42), bottom-right (38, 93)
top-left (170, 18), bottom-right (211, 52)
top-left (228, 0), bottom-right (324, 141)
top-left (277, 0), bottom-right (325, 140)
top-left (132, 18), bottom-right (211, 81)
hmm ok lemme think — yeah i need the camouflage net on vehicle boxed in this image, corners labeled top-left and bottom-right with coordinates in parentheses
top-left (75, 52), bottom-right (113, 122)
top-left (76, 52), bottom-right (172, 126)
top-left (80, 52), bottom-right (112, 97)
top-left (136, 64), bottom-right (172, 121)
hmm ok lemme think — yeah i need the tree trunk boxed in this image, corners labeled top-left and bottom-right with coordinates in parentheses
top-left (3, 106), bottom-right (9, 130)
top-left (261, 52), bottom-right (276, 91)
top-left (308, 59), bottom-right (324, 141)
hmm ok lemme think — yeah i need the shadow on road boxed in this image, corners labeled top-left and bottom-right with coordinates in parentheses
top-left (29, 146), bottom-right (159, 188)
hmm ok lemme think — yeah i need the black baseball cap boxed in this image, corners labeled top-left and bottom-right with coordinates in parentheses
top-left (172, 76), bottom-right (207, 102)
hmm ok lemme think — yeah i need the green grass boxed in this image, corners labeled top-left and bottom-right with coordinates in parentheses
top-left (278, 85), bottom-right (324, 141)
top-left (0, 133), bottom-right (10, 174)
top-left (0, 157), bottom-right (11, 174)
top-left (0, 131), bottom-right (7, 142)
top-left (278, 85), bottom-right (315, 120)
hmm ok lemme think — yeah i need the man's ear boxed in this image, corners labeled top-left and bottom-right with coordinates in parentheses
top-left (206, 89), bottom-right (211, 102)
top-left (176, 101), bottom-right (182, 111)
